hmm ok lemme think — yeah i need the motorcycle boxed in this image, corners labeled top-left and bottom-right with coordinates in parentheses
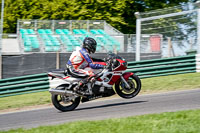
top-left (48, 52), bottom-right (141, 112)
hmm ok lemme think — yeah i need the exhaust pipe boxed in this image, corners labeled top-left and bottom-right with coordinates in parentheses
top-left (49, 88), bottom-right (75, 96)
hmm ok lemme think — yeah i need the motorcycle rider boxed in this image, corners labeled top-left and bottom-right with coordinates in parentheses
top-left (66, 37), bottom-right (105, 94)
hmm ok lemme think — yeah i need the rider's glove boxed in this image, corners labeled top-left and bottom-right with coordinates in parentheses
top-left (104, 63), bottom-right (112, 71)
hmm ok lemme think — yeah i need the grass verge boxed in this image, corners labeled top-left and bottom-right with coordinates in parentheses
top-left (0, 92), bottom-right (51, 111)
top-left (141, 72), bottom-right (200, 93)
top-left (1, 109), bottom-right (200, 133)
top-left (1, 72), bottom-right (200, 111)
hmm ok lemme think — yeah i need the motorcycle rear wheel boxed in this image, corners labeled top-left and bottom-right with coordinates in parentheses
top-left (52, 94), bottom-right (81, 112)
top-left (51, 85), bottom-right (81, 112)
top-left (115, 74), bottom-right (141, 99)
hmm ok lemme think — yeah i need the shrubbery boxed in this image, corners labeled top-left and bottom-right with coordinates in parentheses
top-left (2, 0), bottom-right (190, 33)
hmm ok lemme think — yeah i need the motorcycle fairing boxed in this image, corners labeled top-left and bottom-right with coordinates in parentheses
top-left (107, 75), bottom-right (121, 85)
top-left (114, 59), bottom-right (127, 71)
top-left (123, 72), bottom-right (134, 81)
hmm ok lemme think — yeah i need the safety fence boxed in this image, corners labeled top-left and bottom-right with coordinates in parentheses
top-left (0, 54), bottom-right (199, 98)
top-left (126, 54), bottom-right (198, 78)
top-left (0, 73), bottom-right (49, 98)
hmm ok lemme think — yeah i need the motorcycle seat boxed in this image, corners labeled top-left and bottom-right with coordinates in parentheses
top-left (48, 69), bottom-right (67, 79)
top-left (66, 68), bottom-right (88, 78)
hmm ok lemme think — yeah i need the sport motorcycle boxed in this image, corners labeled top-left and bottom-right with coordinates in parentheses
top-left (48, 52), bottom-right (141, 112)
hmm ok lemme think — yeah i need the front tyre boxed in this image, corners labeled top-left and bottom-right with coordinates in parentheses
top-left (115, 74), bottom-right (141, 99)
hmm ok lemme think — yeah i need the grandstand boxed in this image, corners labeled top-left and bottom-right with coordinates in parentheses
top-left (17, 20), bottom-right (124, 53)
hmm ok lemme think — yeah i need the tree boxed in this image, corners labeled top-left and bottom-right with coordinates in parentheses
top-left (0, 0), bottom-right (195, 33)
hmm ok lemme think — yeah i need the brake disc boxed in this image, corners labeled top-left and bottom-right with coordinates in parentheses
top-left (122, 80), bottom-right (135, 93)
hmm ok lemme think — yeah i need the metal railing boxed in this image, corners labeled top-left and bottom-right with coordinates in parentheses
top-left (126, 54), bottom-right (197, 78)
top-left (135, 2), bottom-right (200, 61)
top-left (0, 73), bottom-right (49, 98)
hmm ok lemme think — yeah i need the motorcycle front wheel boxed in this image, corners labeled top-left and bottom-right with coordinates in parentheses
top-left (51, 85), bottom-right (81, 112)
top-left (115, 74), bottom-right (141, 99)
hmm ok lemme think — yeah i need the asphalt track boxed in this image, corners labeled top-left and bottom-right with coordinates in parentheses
top-left (0, 89), bottom-right (200, 131)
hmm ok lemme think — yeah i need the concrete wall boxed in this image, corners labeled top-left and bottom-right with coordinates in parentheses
top-left (2, 39), bottom-right (20, 54)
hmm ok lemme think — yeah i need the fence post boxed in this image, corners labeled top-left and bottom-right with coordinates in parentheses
top-left (197, 9), bottom-right (200, 54)
top-left (136, 19), bottom-right (141, 61)
top-left (0, 0), bottom-right (5, 79)
top-left (56, 52), bottom-right (60, 69)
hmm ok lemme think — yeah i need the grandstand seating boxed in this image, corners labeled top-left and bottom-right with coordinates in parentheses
top-left (56, 29), bottom-right (71, 34)
top-left (20, 29), bottom-right (40, 52)
top-left (90, 29), bottom-right (120, 51)
top-left (38, 29), bottom-right (61, 52)
top-left (20, 28), bottom-right (121, 52)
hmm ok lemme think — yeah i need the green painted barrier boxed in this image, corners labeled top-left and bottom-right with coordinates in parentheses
top-left (0, 73), bottom-right (49, 98)
top-left (0, 73), bottom-right (47, 83)
top-left (127, 55), bottom-right (197, 78)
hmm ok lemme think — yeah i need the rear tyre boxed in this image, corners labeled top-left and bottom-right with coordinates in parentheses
top-left (115, 74), bottom-right (141, 99)
top-left (51, 85), bottom-right (80, 112)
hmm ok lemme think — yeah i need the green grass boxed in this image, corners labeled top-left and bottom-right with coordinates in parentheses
top-left (141, 72), bottom-right (200, 93)
top-left (1, 72), bottom-right (200, 111)
top-left (0, 92), bottom-right (51, 111)
top-left (1, 109), bottom-right (200, 133)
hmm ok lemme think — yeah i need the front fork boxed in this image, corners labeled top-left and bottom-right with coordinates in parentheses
top-left (121, 76), bottom-right (131, 89)
top-left (120, 72), bottom-right (134, 89)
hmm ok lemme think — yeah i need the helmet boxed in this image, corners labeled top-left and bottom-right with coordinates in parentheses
top-left (82, 37), bottom-right (97, 54)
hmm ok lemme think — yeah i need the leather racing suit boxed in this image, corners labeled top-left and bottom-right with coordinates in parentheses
top-left (67, 47), bottom-right (104, 78)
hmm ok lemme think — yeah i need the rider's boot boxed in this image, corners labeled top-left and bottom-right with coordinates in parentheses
top-left (73, 76), bottom-right (96, 95)
top-left (73, 78), bottom-right (88, 95)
